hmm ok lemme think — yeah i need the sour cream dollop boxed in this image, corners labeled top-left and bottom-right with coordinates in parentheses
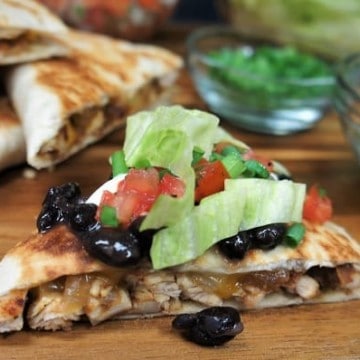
top-left (86, 173), bottom-right (126, 206)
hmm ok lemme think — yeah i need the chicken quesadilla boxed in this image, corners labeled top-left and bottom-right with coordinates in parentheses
top-left (0, 106), bottom-right (359, 333)
top-left (5, 30), bottom-right (183, 170)
top-left (0, 0), bottom-right (69, 65)
top-left (0, 97), bottom-right (25, 171)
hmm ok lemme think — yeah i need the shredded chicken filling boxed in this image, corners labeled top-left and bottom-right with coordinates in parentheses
top-left (38, 101), bottom-right (126, 160)
top-left (26, 264), bottom-right (360, 330)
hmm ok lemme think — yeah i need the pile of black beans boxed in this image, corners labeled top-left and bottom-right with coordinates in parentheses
top-left (36, 182), bottom-right (153, 267)
top-left (218, 223), bottom-right (287, 260)
top-left (80, 220), bottom-right (155, 267)
top-left (37, 182), bottom-right (98, 233)
top-left (172, 306), bottom-right (244, 346)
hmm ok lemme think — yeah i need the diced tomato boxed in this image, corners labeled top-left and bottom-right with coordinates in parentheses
top-left (243, 149), bottom-right (274, 172)
top-left (118, 168), bottom-right (159, 196)
top-left (194, 159), bottom-right (229, 203)
top-left (98, 167), bottom-right (185, 227)
top-left (303, 184), bottom-right (333, 224)
top-left (159, 172), bottom-right (185, 198)
top-left (99, 189), bottom-right (115, 205)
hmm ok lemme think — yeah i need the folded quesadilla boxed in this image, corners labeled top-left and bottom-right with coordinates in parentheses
top-left (0, 106), bottom-right (359, 333)
top-left (0, 0), bottom-right (69, 65)
top-left (5, 30), bottom-right (183, 169)
top-left (0, 97), bottom-right (26, 171)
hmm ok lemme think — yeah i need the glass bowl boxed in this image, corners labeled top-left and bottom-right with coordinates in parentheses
top-left (186, 26), bottom-right (336, 135)
top-left (37, 0), bottom-right (178, 41)
top-left (334, 53), bottom-right (360, 164)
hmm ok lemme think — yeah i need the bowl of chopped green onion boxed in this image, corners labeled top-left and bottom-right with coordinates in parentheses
top-left (186, 26), bottom-right (336, 135)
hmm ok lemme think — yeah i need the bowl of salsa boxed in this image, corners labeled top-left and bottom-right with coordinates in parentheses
top-left (38, 0), bottom-right (178, 41)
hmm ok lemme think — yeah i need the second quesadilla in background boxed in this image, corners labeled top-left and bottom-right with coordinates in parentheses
top-left (0, 0), bottom-right (69, 65)
top-left (5, 30), bottom-right (183, 170)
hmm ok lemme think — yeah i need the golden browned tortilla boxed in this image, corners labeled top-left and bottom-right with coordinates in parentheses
top-left (0, 220), bottom-right (359, 332)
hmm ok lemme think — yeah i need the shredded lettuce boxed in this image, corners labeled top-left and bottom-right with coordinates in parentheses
top-left (151, 179), bottom-right (305, 269)
top-left (121, 105), bottom-right (306, 269)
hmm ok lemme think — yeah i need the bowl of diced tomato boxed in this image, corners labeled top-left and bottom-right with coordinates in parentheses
top-left (38, 0), bottom-right (179, 41)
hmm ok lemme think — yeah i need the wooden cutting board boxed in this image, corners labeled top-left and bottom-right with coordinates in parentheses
top-left (1, 26), bottom-right (360, 360)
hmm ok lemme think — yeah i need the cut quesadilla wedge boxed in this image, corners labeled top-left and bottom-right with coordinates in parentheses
top-left (0, 0), bottom-right (70, 65)
top-left (0, 97), bottom-right (26, 171)
top-left (0, 106), bottom-right (359, 333)
top-left (1, 221), bottom-right (360, 332)
top-left (5, 30), bottom-right (183, 170)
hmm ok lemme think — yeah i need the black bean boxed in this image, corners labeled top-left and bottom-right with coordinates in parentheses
top-left (218, 223), bottom-right (289, 260)
top-left (57, 182), bottom-right (81, 200)
top-left (249, 223), bottom-right (287, 250)
top-left (42, 182), bottom-right (81, 206)
top-left (37, 206), bottom-right (63, 233)
top-left (37, 182), bottom-right (94, 233)
top-left (277, 174), bottom-right (293, 181)
top-left (172, 313), bottom-right (197, 330)
top-left (69, 203), bottom-right (99, 232)
top-left (80, 227), bottom-right (142, 267)
top-left (172, 307), bottom-right (243, 347)
top-left (218, 232), bottom-right (252, 260)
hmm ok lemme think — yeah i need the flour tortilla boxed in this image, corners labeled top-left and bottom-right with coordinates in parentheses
top-left (0, 220), bottom-right (359, 332)
top-left (5, 30), bottom-right (183, 169)
top-left (0, 97), bottom-right (25, 171)
top-left (0, 0), bottom-right (70, 64)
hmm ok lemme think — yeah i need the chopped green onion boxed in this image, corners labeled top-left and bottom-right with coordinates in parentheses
top-left (134, 159), bottom-right (151, 169)
top-left (192, 146), bottom-right (205, 165)
top-left (244, 160), bottom-right (270, 179)
top-left (111, 150), bottom-right (128, 177)
top-left (221, 145), bottom-right (243, 158)
top-left (284, 222), bottom-right (306, 248)
top-left (100, 205), bottom-right (119, 227)
top-left (209, 152), bottom-right (223, 162)
top-left (221, 153), bottom-right (246, 178)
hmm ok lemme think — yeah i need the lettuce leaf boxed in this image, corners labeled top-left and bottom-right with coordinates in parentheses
top-left (123, 106), bottom-right (219, 229)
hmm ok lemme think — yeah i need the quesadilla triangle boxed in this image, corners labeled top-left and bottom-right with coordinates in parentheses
top-left (1, 106), bottom-right (360, 333)
top-left (5, 30), bottom-right (183, 170)
top-left (0, 97), bottom-right (26, 171)
top-left (0, 0), bottom-right (70, 65)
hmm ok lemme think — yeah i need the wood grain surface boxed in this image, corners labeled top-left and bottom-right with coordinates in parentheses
top-left (1, 25), bottom-right (360, 360)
